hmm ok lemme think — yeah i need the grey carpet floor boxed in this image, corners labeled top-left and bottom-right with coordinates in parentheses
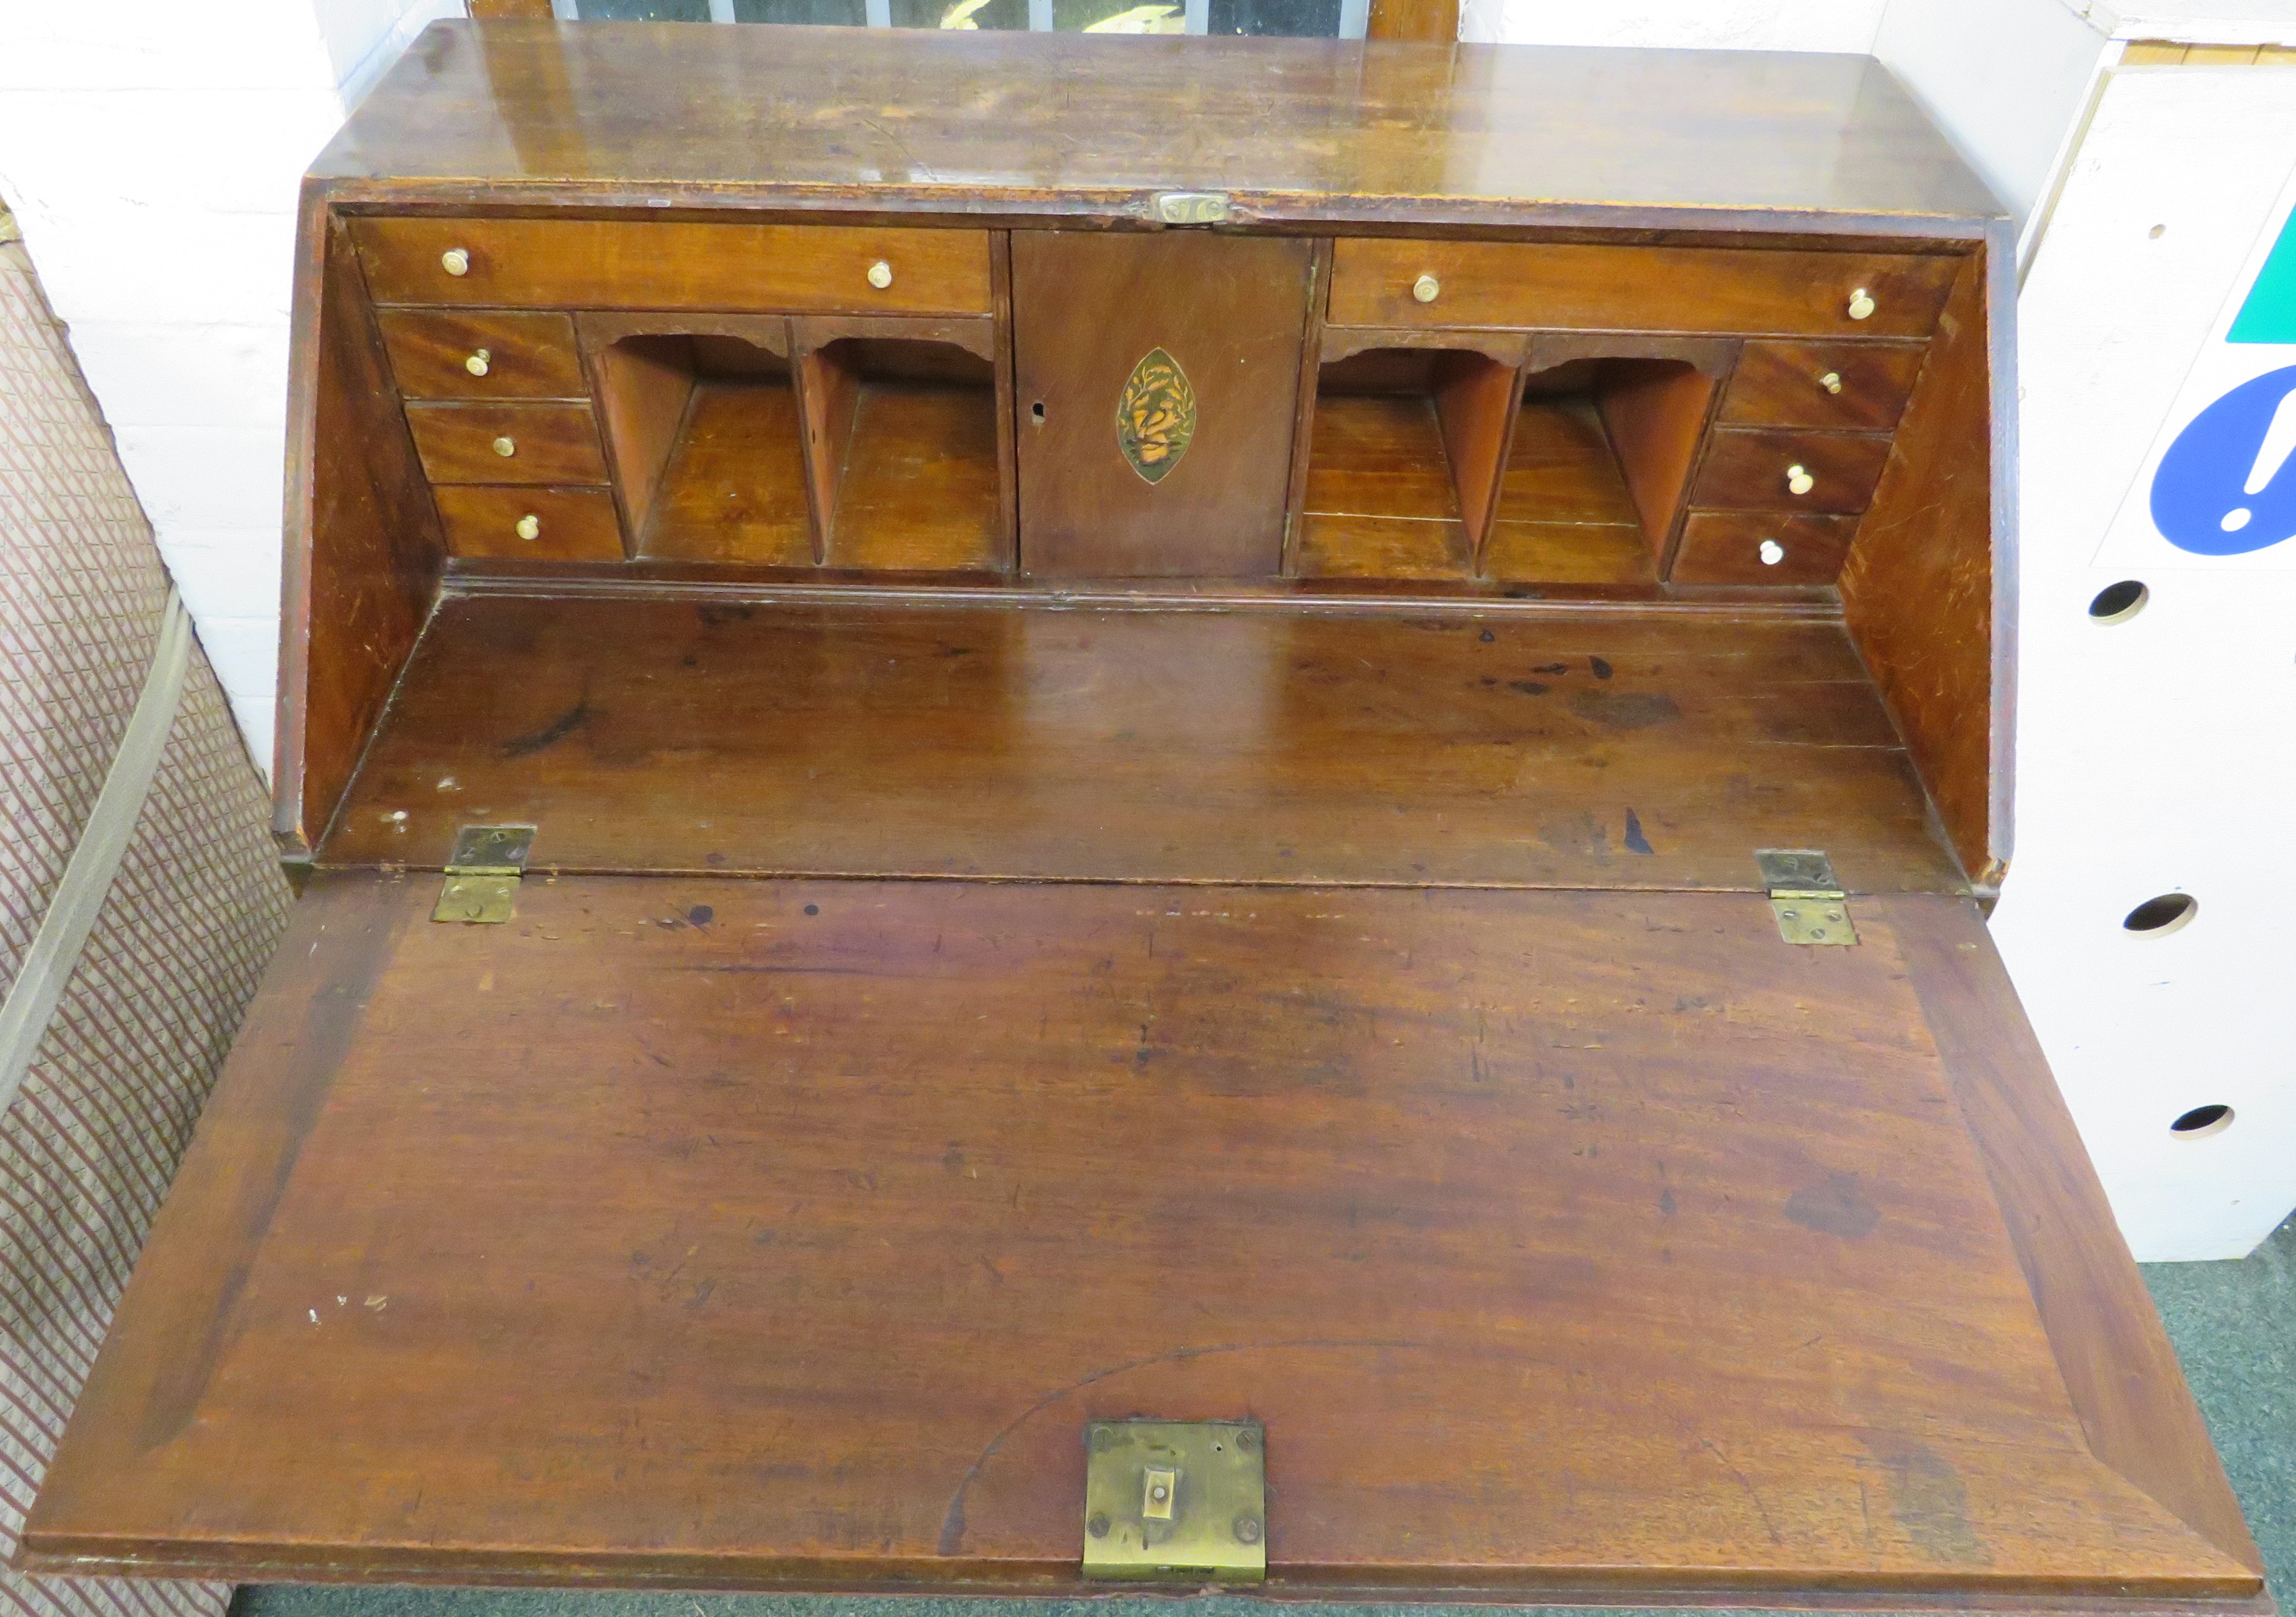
top-left (232, 1211), bottom-right (2296, 1617)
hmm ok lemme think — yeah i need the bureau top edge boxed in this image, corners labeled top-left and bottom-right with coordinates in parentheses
top-left (311, 185), bottom-right (2003, 244)
top-left (310, 22), bottom-right (2010, 230)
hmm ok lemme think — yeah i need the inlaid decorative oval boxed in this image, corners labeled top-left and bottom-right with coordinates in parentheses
top-left (1115, 346), bottom-right (1196, 484)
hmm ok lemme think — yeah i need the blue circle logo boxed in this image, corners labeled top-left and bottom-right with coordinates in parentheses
top-left (2151, 364), bottom-right (2296, 555)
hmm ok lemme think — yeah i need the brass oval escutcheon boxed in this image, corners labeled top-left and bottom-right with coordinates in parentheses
top-left (1116, 346), bottom-right (1196, 485)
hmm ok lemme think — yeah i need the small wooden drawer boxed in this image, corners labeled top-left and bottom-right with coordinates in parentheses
top-left (1670, 511), bottom-right (1860, 585)
top-left (378, 310), bottom-right (586, 400)
top-left (1718, 341), bottom-right (1925, 432)
top-left (353, 217), bottom-right (994, 316)
top-left (433, 486), bottom-right (625, 560)
top-left (1689, 428), bottom-right (1892, 514)
top-left (1328, 240), bottom-right (1960, 339)
top-left (405, 401), bottom-right (608, 486)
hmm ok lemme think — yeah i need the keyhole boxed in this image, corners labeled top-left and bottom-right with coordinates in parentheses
top-left (1031, 401), bottom-right (1046, 426)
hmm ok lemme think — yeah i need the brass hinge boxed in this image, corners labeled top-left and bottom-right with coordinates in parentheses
top-left (431, 824), bottom-right (536, 925)
top-left (1756, 848), bottom-right (1858, 946)
top-left (1082, 1420), bottom-right (1265, 1583)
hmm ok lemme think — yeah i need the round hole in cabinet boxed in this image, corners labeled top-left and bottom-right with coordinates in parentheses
top-left (2088, 579), bottom-right (2149, 623)
top-left (2122, 892), bottom-right (2197, 936)
top-left (1031, 401), bottom-right (1046, 425)
top-left (2169, 1103), bottom-right (2233, 1138)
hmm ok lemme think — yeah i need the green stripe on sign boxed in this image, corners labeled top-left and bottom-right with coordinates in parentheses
top-left (2229, 209), bottom-right (2296, 343)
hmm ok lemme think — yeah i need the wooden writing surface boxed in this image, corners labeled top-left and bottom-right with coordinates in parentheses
top-left (19, 876), bottom-right (2260, 1602)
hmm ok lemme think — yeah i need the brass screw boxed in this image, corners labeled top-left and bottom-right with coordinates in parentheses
top-left (1087, 1514), bottom-right (1110, 1539)
top-left (1234, 1428), bottom-right (1255, 1452)
top-left (1235, 1514), bottom-right (1262, 1544)
top-left (1091, 1427), bottom-right (1115, 1452)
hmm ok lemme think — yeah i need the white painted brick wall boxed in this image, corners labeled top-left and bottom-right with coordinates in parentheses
top-left (0, 0), bottom-right (462, 781)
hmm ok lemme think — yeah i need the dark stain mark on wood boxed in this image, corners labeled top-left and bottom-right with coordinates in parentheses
top-left (1508, 680), bottom-right (1550, 696)
top-left (1861, 1434), bottom-right (1987, 1565)
top-left (501, 697), bottom-right (590, 759)
top-left (686, 905), bottom-right (713, 927)
top-left (1624, 808), bottom-right (1654, 854)
top-left (1591, 655), bottom-right (1614, 679)
top-left (1784, 1172), bottom-right (1881, 1240)
top-left (1569, 689), bottom-right (1682, 731)
top-left (1532, 662), bottom-right (1571, 674)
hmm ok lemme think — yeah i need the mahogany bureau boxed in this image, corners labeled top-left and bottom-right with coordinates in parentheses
top-left (17, 20), bottom-right (2270, 1613)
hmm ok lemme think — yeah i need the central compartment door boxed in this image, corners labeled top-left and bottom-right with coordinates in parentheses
top-left (1012, 231), bottom-right (1314, 579)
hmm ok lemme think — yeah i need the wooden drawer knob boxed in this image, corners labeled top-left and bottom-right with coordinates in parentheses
top-left (515, 514), bottom-right (541, 541)
top-left (465, 348), bottom-right (491, 377)
top-left (1758, 539), bottom-right (1785, 566)
top-left (441, 248), bottom-right (470, 277)
top-left (1786, 463), bottom-right (1814, 496)
top-left (1818, 370), bottom-right (1842, 394)
top-left (493, 436), bottom-right (517, 458)
top-left (1412, 273), bottom-right (1441, 304)
top-left (1846, 287), bottom-right (1876, 320)
top-left (866, 260), bottom-right (893, 290)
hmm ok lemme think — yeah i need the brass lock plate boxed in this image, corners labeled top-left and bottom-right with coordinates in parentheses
top-left (1081, 1420), bottom-right (1264, 1583)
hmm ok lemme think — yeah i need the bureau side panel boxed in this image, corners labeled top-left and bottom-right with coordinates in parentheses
top-left (1837, 246), bottom-right (1996, 884)
top-left (276, 193), bottom-right (445, 858)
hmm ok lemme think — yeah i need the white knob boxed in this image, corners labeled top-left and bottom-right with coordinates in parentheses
top-left (1412, 273), bottom-right (1441, 304)
top-left (1786, 463), bottom-right (1814, 496)
top-left (493, 436), bottom-right (516, 458)
top-left (1846, 288), bottom-right (1876, 320)
top-left (1818, 371), bottom-right (1842, 394)
top-left (1758, 539), bottom-right (1786, 566)
top-left (515, 514), bottom-right (541, 541)
top-left (441, 248), bottom-right (470, 277)
top-left (866, 260), bottom-right (892, 290)
top-left (465, 348), bottom-right (491, 377)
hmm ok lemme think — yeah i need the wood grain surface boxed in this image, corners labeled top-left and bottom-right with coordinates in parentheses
top-left (640, 384), bottom-right (814, 566)
top-left (1691, 428), bottom-right (1894, 516)
top-left (1330, 242), bottom-right (1962, 337)
top-left (19, 876), bottom-right (2256, 1601)
top-left (1013, 232), bottom-right (1312, 579)
top-left (1839, 253), bottom-right (1998, 884)
top-left (315, 26), bottom-right (2004, 233)
top-left (315, 593), bottom-right (1963, 893)
top-left (276, 210), bottom-right (445, 858)
top-left (405, 399), bottom-right (607, 486)
top-left (432, 486), bottom-right (624, 562)
top-left (353, 217), bottom-right (994, 316)
top-left (1720, 340), bottom-right (1927, 432)
top-left (1672, 511), bottom-right (1859, 587)
top-left (376, 309), bottom-right (586, 401)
